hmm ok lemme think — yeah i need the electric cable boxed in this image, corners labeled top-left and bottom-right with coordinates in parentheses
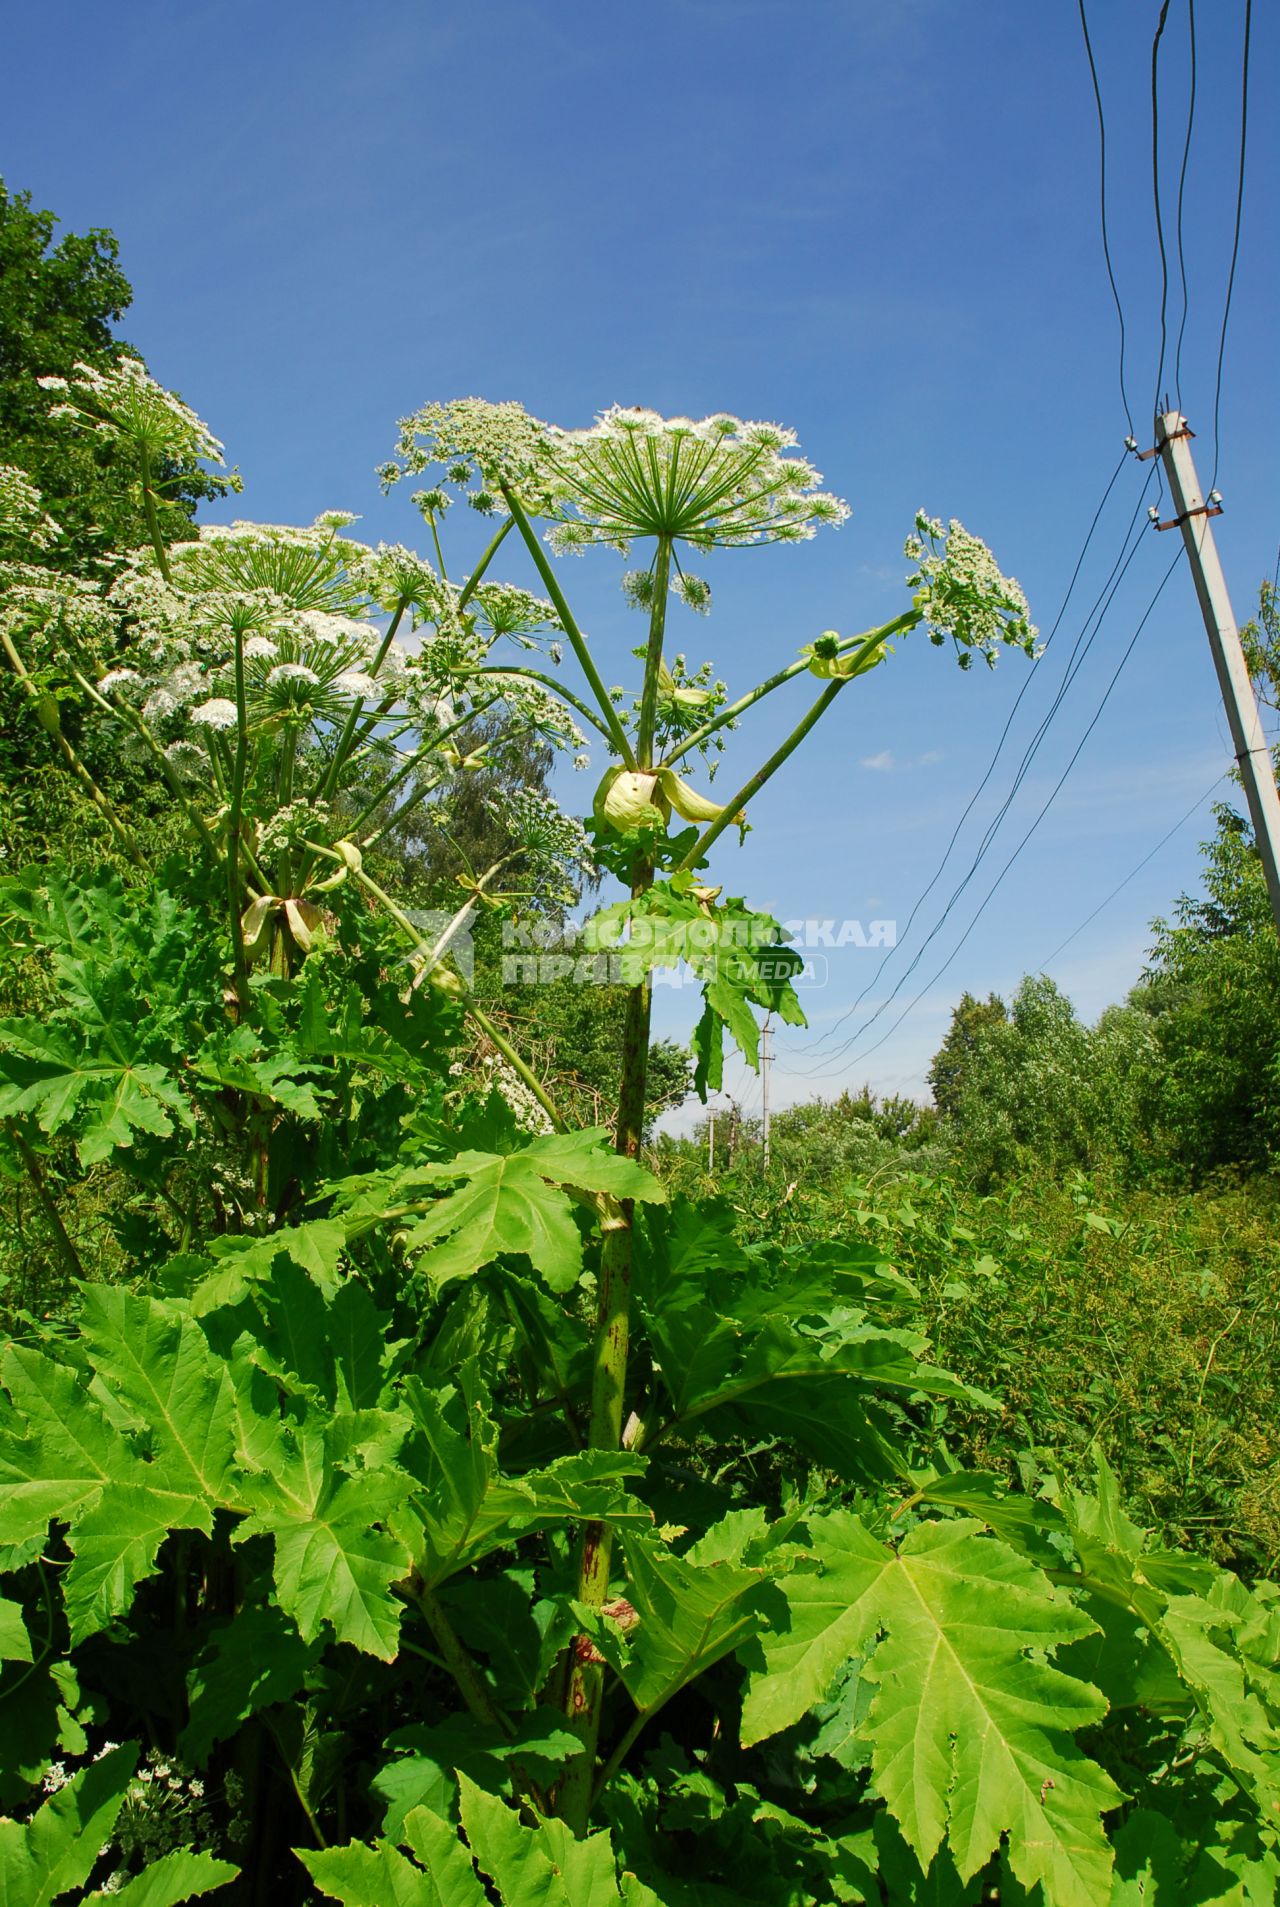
top-left (1210, 0), bottom-right (1252, 492)
top-left (1150, 0), bottom-right (1174, 423)
top-left (790, 549), bottom-right (1183, 1084)
top-left (1078, 0), bottom-right (1135, 436)
top-left (1039, 767), bottom-right (1225, 970)
top-left (788, 464), bottom-right (1155, 1070)
top-left (1172, 0), bottom-right (1197, 407)
top-left (789, 453), bottom-right (1135, 1060)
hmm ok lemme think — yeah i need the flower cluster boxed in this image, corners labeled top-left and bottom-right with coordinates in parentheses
top-left (904, 511), bottom-right (1038, 668)
top-left (0, 463), bottom-right (61, 551)
top-left (349, 540), bottom-right (457, 627)
top-left (544, 408), bottom-right (850, 555)
top-left (475, 670), bottom-right (586, 755)
top-left (380, 398), bottom-right (561, 516)
top-left (37, 358), bottom-right (233, 477)
top-left (623, 566), bottom-right (713, 616)
top-left (487, 785), bottom-right (595, 900)
top-left (469, 581), bottom-right (562, 647)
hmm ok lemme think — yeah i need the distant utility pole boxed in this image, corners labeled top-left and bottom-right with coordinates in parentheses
top-left (707, 1108), bottom-right (716, 1174)
top-left (1152, 412), bottom-right (1280, 934)
top-left (761, 1015), bottom-right (773, 1174)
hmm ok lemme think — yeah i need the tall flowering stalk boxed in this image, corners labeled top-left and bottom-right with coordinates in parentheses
top-left (385, 400), bottom-right (1036, 1826)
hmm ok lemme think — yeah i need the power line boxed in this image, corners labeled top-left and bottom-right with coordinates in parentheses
top-left (1039, 767), bottom-right (1225, 970)
top-left (788, 467), bottom-right (1156, 1073)
top-left (1150, 0), bottom-right (1174, 424)
top-left (1211, 0), bottom-right (1252, 493)
top-left (1078, 0), bottom-right (1135, 435)
top-left (1172, 0), bottom-right (1197, 407)
top-left (788, 548), bottom-right (1183, 1085)
top-left (789, 453), bottom-right (1135, 1061)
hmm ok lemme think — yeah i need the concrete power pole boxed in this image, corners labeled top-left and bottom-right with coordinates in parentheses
top-left (707, 1109), bottom-right (715, 1174)
top-left (1153, 412), bottom-right (1280, 934)
top-left (761, 1015), bottom-right (773, 1175)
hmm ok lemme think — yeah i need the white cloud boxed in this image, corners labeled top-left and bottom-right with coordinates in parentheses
top-left (861, 749), bottom-right (894, 772)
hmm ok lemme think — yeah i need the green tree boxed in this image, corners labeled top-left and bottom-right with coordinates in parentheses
top-left (1137, 799), bottom-right (1280, 1178)
top-left (0, 179), bottom-right (235, 570)
top-left (936, 975), bottom-right (1156, 1187)
top-left (927, 989), bottom-right (1006, 1118)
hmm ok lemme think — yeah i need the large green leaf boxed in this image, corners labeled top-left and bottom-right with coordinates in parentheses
top-left (61, 1479), bottom-right (208, 1644)
top-left (92, 1848), bottom-right (239, 1905)
top-left (742, 1511), bottom-right (1119, 1907)
top-left (0, 1022), bottom-right (190, 1164)
top-left (635, 1202), bottom-right (984, 1481)
top-left (336, 1128), bottom-right (664, 1293)
top-left (583, 885), bottom-right (805, 1094)
top-left (582, 1531), bottom-right (773, 1721)
top-left (192, 1025), bottom-right (323, 1119)
top-left (373, 1713), bottom-right (581, 1836)
top-left (299, 1801), bottom-right (488, 1906)
top-left (1057, 1460), bottom-right (1280, 1817)
top-left (459, 1775), bottom-right (624, 1907)
top-left (398, 1377), bottom-right (648, 1591)
top-left (232, 1414), bottom-right (413, 1660)
top-left (182, 1604), bottom-right (320, 1764)
top-left (0, 1344), bottom-right (208, 1641)
top-left (0, 1599), bottom-right (31, 1664)
top-left (0, 1741), bottom-right (136, 1907)
top-left (78, 1288), bottom-right (238, 1501)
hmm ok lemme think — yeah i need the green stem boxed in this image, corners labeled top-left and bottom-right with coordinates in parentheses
top-left (69, 667), bottom-right (221, 864)
top-left (636, 538), bottom-right (672, 769)
top-left (590, 1702), bottom-right (658, 1813)
top-left (466, 1003), bottom-right (569, 1134)
top-left (226, 626), bottom-right (252, 1010)
top-left (139, 443), bottom-right (172, 580)
top-left (559, 852), bottom-right (653, 1832)
top-left (339, 695), bottom-right (500, 848)
top-left (407, 857), bottom-right (515, 992)
top-left (457, 515), bottom-right (515, 609)
top-left (6, 1121), bottom-right (85, 1285)
top-left (674, 679), bottom-right (849, 874)
top-left (305, 844), bottom-right (567, 1132)
top-left (661, 615), bottom-right (912, 768)
top-left (318, 598), bottom-right (408, 800)
top-left (426, 511), bottom-right (448, 579)
top-left (0, 632), bottom-right (147, 867)
top-left (499, 482), bottom-right (636, 767)
top-left (415, 1585), bottom-right (512, 1735)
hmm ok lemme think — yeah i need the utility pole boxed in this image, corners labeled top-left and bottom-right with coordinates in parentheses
top-left (761, 1014), bottom-right (773, 1175)
top-left (1153, 412), bottom-right (1280, 933)
top-left (707, 1109), bottom-right (715, 1174)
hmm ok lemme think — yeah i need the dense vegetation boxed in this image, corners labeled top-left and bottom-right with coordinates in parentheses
top-left (1, 190), bottom-right (1278, 1907)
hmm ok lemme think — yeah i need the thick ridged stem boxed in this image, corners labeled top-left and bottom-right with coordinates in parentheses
top-left (558, 855), bottom-right (653, 1832)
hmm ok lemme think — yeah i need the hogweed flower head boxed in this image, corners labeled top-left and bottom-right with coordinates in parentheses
top-left (189, 697), bottom-right (239, 729)
top-left (905, 511), bottom-right (1037, 669)
top-left (383, 399), bottom-right (561, 516)
top-left (37, 358), bottom-right (232, 477)
top-left (469, 581), bottom-right (561, 645)
top-left (544, 408), bottom-right (849, 556)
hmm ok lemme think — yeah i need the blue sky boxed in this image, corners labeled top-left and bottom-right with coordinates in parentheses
top-left (7, 1), bottom-right (1276, 1118)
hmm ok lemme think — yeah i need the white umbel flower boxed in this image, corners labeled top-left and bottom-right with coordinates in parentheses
top-left (266, 663), bottom-right (320, 688)
top-left (189, 697), bottom-right (239, 729)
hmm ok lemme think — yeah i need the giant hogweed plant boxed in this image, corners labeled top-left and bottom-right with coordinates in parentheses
top-left (0, 374), bottom-right (1275, 1906)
